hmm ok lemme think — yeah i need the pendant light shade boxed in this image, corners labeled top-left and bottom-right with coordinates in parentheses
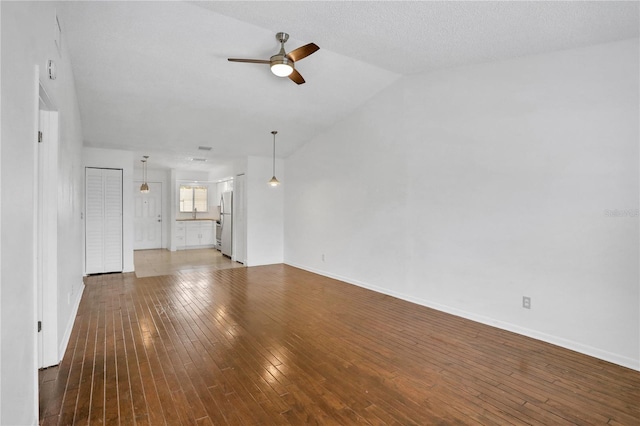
top-left (269, 131), bottom-right (280, 187)
top-left (268, 176), bottom-right (280, 187)
top-left (140, 156), bottom-right (150, 193)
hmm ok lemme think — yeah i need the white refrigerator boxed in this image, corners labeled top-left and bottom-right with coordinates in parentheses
top-left (220, 191), bottom-right (233, 257)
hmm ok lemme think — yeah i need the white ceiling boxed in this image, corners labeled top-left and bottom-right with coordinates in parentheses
top-left (58, 1), bottom-right (639, 172)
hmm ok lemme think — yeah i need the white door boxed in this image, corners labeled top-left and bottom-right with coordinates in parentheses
top-left (103, 171), bottom-right (123, 272)
top-left (37, 97), bottom-right (60, 368)
top-left (85, 168), bottom-right (123, 274)
top-left (133, 182), bottom-right (162, 249)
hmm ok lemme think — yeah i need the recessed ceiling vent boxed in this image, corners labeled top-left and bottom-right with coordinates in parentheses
top-left (198, 146), bottom-right (212, 151)
top-left (191, 158), bottom-right (207, 162)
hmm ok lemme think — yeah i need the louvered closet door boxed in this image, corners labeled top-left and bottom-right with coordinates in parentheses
top-left (85, 168), bottom-right (123, 274)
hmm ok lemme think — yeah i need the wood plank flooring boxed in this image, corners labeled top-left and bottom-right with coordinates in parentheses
top-left (133, 249), bottom-right (244, 278)
top-left (40, 264), bottom-right (640, 425)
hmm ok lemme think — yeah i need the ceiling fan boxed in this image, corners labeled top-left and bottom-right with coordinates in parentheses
top-left (228, 32), bottom-right (319, 85)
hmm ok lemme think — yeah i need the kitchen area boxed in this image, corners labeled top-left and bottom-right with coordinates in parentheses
top-left (130, 168), bottom-right (244, 277)
top-left (131, 155), bottom-right (277, 271)
top-left (174, 178), bottom-right (235, 258)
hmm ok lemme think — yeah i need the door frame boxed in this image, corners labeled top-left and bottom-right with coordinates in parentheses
top-left (36, 79), bottom-right (60, 369)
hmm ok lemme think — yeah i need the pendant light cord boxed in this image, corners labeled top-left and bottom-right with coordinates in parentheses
top-left (143, 156), bottom-right (148, 184)
top-left (272, 131), bottom-right (277, 176)
top-left (269, 131), bottom-right (280, 186)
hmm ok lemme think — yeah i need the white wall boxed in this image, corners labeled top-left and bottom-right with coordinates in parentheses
top-left (83, 147), bottom-right (135, 273)
top-left (1, 2), bottom-right (85, 424)
top-left (246, 156), bottom-right (284, 266)
top-left (55, 36), bottom-right (85, 370)
top-left (285, 39), bottom-right (639, 370)
top-left (0, 2), bottom-right (4, 417)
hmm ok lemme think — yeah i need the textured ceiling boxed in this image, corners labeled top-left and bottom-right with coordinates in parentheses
top-left (200, 1), bottom-right (640, 75)
top-left (58, 1), bottom-right (639, 172)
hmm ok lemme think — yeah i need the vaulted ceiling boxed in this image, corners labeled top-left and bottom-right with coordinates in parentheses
top-left (59, 1), bottom-right (639, 172)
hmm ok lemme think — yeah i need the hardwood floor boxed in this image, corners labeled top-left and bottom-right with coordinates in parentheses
top-left (40, 262), bottom-right (640, 425)
top-left (133, 248), bottom-right (244, 278)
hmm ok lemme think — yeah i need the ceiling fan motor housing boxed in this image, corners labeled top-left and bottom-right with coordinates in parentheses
top-left (276, 32), bottom-right (289, 43)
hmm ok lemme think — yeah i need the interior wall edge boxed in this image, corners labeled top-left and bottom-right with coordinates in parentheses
top-left (57, 281), bottom-right (85, 364)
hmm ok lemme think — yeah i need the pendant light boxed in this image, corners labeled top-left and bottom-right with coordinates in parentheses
top-left (140, 156), bottom-right (150, 193)
top-left (269, 131), bottom-right (280, 187)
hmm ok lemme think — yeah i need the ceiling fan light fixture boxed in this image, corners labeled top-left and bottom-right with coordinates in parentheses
top-left (270, 55), bottom-right (294, 77)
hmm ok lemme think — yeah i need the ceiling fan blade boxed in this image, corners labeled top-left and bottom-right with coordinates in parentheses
top-left (227, 58), bottom-right (270, 64)
top-left (286, 43), bottom-right (319, 62)
top-left (288, 69), bottom-right (305, 85)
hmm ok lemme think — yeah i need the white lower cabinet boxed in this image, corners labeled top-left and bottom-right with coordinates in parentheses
top-left (198, 222), bottom-right (215, 245)
top-left (185, 223), bottom-right (201, 246)
top-left (175, 221), bottom-right (186, 250)
top-left (177, 220), bottom-right (215, 249)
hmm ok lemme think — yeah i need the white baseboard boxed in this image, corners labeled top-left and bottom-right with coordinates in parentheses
top-left (57, 280), bottom-right (85, 363)
top-left (285, 262), bottom-right (640, 372)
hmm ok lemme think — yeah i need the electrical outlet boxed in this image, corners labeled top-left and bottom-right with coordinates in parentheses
top-left (522, 296), bottom-right (531, 309)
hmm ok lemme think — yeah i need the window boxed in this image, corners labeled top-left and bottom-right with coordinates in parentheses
top-left (179, 185), bottom-right (208, 212)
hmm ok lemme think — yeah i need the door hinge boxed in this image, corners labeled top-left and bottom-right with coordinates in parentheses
top-left (38, 131), bottom-right (43, 143)
top-left (38, 321), bottom-right (42, 332)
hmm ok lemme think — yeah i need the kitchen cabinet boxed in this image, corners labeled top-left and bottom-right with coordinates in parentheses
top-left (185, 224), bottom-right (201, 246)
top-left (177, 220), bottom-right (215, 249)
top-left (175, 221), bottom-right (186, 250)
top-left (199, 221), bottom-right (215, 245)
